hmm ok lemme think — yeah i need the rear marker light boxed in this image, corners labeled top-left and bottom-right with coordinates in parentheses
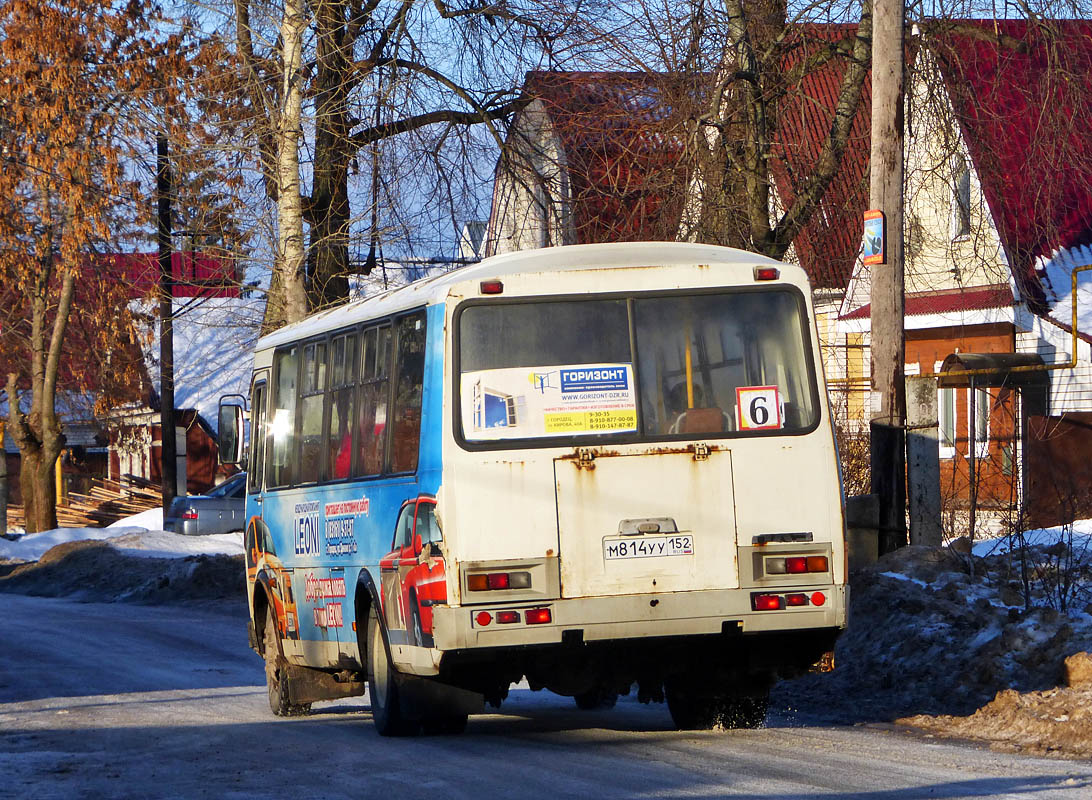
top-left (182, 510), bottom-right (198, 520)
top-left (786, 593), bottom-right (809, 607)
top-left (766, 555), bottom-right (828, 576)
top-left (475, 611), bottom-right (492, 627)
top-left (753, 267), bottom-right (780, 281)
top-left (753, 594), bottom-right (782, 611)
top-left (807, 556), bottom-right (829, 572)
top-left (468, 571), bottom-right (533, 591)
top-left (496, 610), bottom-right (520, 624)
top-left (811, 592), bottom-right (827, 607)
top-left (525, 608), bottom-right (552, 625)
top-left (480, 280), bottom-right (504, 294)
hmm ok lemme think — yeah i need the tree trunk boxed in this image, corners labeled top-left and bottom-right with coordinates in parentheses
top-left (5, 266), bottom-right (76, 533)
top-left (274, 0), bottom-right (310, 328)
top-left (305, 0), bottom-right (353, 311)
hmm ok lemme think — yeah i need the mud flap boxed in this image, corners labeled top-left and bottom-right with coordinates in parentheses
top-left (283, 664), bottom-right (367, 706)
top-left (396, 674), bottom-right (485, 720)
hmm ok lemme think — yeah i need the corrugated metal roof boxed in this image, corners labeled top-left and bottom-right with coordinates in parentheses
top-left (769, 25), bottom-right (871, 291)
top-left (523, 28), bottom-right (872, 291)
top-left (931, 19), bottom-right (1092, 310)
top-left (840, 284), bottom-right (1014, 320)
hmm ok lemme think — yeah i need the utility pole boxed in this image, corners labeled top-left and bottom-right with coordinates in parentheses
top-left (868, 0), bottom-right (907, 553)
top-left (157, 134), bottom-right (178, 514)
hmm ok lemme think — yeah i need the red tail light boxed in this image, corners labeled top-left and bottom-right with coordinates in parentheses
top-left (525, 608), bottom-right (552, 624)
top-left (811, 592), bottom-right (827, 606)
top-left (753, 594), bottom-right (782, 611)
top-left (475, 611), bottom-right (492, 627)
top-left (487, 573), bottom-right (510, 590)
top-left (786, 557), bottom-right (807, 574)
top-left (785, 593), bottom-right (809, 607)
top-left (753, 267), bottom-right (780, 281)
top-left (496, 610), bottom-right (520, 624)
top-left (182, 510), bottom-right (198, 520)
top-left (480, 280), bottom-right (504, 294)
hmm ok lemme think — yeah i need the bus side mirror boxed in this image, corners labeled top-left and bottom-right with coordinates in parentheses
top-left (218, 403), bottom-right (245, 465)
top-left (413, 533), bottom-right (423, 557)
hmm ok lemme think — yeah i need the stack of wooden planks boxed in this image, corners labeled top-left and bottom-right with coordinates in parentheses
top-left (7, 476), bottom-right (163, 530)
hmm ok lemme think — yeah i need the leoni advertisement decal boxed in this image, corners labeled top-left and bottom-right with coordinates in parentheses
top-left (293, 501), bottom-right (321, 556)
top-left (323, 498), bottom-right (365, 556)
top-left (462, 362), bottom-right (637, 440)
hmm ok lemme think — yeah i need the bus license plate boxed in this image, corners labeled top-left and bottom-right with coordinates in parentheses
top-left (603, 535), bottom-right (694, 560)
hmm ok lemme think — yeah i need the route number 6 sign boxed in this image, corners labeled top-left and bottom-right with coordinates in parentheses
top-left (736, 385), bottom-right (783, 430)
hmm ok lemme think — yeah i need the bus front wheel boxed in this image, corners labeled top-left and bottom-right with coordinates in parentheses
top-left (264, 606), bottom-right (311, 717)
top-left (367, 611), bottom-right (419, 736)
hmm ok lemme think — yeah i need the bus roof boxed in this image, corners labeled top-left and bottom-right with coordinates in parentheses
top-left (255, 241), bottom-right (788, 352)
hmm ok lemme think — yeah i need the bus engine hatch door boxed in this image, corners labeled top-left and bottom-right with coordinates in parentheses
top-left (553, 448), bottom-right (738, 599)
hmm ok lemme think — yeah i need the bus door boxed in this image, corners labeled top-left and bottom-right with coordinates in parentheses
top-left (380, 496), bottom-right (446, 647)
top-left (246, 375), bottom-right (300, 638)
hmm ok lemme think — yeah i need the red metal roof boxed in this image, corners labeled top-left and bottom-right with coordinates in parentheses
top-left (100, 252), bottom-right (241, 299)
top-left (840, 284), bottom-right (1014, 320)
top-left (524, 29), bottom-right (871, 290)
top-left (931, 20), bottom-right (1092, 309)
top-left (523, 72), bottom-right (693, 244)
top-left (770, 25), bottom-right (872, 291)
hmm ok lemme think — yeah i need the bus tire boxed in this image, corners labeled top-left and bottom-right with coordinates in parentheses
top-left (665, 685), bottom-right (768, 730)
top-left (574, 687), bottom-right (618, 710)
top-left (367, 611), bottom-right (419, 736)
top-left (264, 606), bottom-right (311, 717)
top-left (422, 714), bottom-right (468, 735)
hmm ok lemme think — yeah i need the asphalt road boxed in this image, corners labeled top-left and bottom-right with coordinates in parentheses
top-left (2, 594), bottom-right (1091, 799)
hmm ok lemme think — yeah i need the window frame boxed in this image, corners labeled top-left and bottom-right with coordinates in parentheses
top-left (261, 307), bottom-right (428, 493)
top-left (451, 286), bottom-right (822, 452)
top-left (968, 385), bottom-right (990, 459)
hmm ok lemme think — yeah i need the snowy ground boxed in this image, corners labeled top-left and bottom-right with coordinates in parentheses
top-left (3, 514), bottom-right (1092, 760)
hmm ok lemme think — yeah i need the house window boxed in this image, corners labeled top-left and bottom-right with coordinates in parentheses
top-left (952, 156), bottom-right (971, 238)
top-left (969, 386), bottom-right (990, 458)
top-left (938, 386), bottom-right (956, 459)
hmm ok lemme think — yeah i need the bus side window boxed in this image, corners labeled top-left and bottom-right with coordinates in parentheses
top-left (298, 340), bottom-right (327, 484)
top-left (356, 325), bottom-right (391, 477)
top-left (268, 346), bottom-right (299, 488)
top-left (249, 381), bottom-right (267, 492)
top-left (391, 312), bottom-right (426, 473)
top-left (327, 332), bottom-right (358, 480)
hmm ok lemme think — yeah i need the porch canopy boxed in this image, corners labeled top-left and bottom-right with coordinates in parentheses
top-left (938, 352), bottom-right (1049, 414)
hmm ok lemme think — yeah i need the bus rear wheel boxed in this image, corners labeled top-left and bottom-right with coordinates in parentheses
top-left (367, 611), bottom-right (419, 736)
top-left (264, 606), bottom-right (311, 717)
top-left (665, 684), bottom-right (768, 730)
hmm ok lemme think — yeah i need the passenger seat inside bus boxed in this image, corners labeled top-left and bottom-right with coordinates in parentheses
top-left (671, 406), bottom-right (733, 434)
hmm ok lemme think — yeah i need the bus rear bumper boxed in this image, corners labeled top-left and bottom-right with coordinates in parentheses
top-left (430, 584), bottom-right (847, 651)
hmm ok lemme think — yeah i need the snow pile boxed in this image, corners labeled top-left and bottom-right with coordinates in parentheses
top-left (777, 521), bottom-right (1092, 757)
top-left (0, 520), bottom-right (244, 563)
top-left (0, 511), bottom-right (246, 607)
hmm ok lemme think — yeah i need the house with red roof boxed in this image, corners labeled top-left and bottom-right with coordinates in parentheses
top-left (487, 20), bottom-right (1092, 530)
top-left (2, 252), bottom-right (249, 508)
top-left (838, 19), bottom-right (1092, 529)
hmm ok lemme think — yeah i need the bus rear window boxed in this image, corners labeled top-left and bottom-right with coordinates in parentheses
top-left (457, 290), bottom-right (817, 443)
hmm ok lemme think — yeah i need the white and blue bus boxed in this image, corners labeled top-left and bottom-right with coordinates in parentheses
top-left (220, 241), bottom-right (848, 734)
